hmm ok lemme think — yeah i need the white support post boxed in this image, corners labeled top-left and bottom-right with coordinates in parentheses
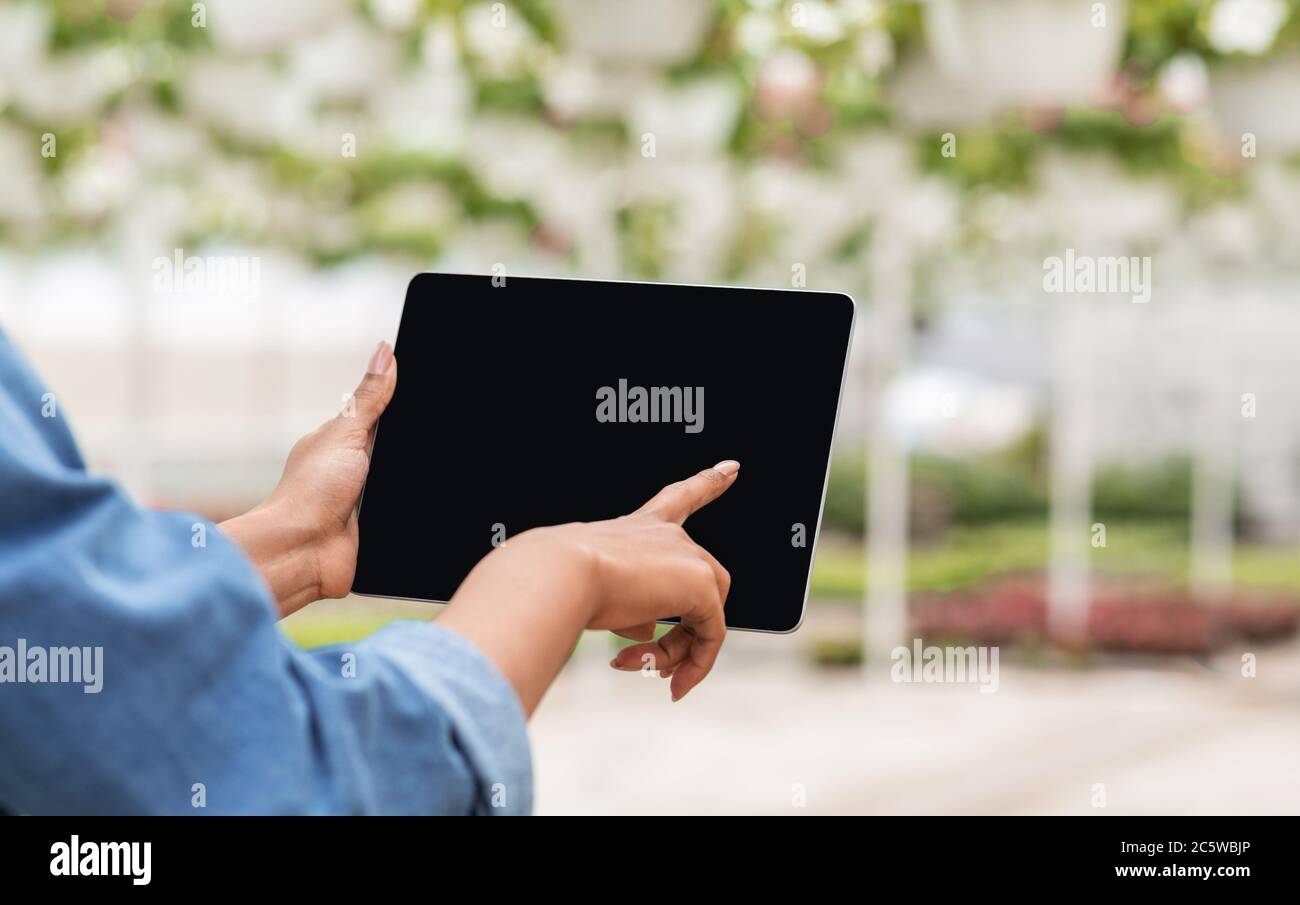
top-left (1189, 297), bottom-right (1235, 602)
top-left (1047, 296), bottom-right (1093, 642)
top-left (863, 230), bottom-right (912, 673)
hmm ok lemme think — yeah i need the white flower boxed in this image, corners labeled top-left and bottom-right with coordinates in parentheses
top-left (552, 0), bottom-right (714, 66)
top-left (0, 1), bottom-right (49, 100)
top-left (378, 70), bottom-right (472, 155)
top-left (756, 49), bottom-right (819, 117)
top-left (1157, 53), bottom-right (1208, 111)
top-left (737, 13), bottom-right (778, 56)
top-left (63, 147), bottom-right (137, 221)
top-left (542, 57), bottom-right (656, 120)
top-left (839, 0), bottom-right (885, 26)
top-left (208, 0), bottom-right (349, 53)
top-left (183, 57), bottom-right (312, 145)
top-left (421, 20), bottom-right (462, 73)
top-left (855, 26), bottom-right (894, 77)
top-left (463, 3), bottom-right (537, 76)
top-left (11, 49), bottom-right (129, 122)
top-left (370, 0), bottom-right (421, 31)
top-left (0, 125), bottom-right (45, 224)
top-left (436, 221), bottom-right (547, 277)
top-left (1207, 0), bottom-right (1289, 55)
top-left (630, 79), bottom-right (741, 158)
top-left (789, 1), bottom-right (844, 45)
top-left (290, 16), bottom-right (398, 102)
top-left (370, 184), bottom-right (459, 235)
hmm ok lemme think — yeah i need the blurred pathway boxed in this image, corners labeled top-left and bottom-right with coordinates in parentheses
top-left (531, 614), bottom-right (1300, 815)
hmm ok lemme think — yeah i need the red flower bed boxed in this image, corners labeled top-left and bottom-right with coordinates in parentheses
top-left (1213, 594), bottom-right (1300, 641)
top-left (1087, 596), bottom-right (1221, 654)
top-left (911, 576), bottom-right (1047, 645)
top-left (909, 573), bottom-right (1300, 655)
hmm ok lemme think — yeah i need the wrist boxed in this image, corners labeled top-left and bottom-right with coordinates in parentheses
top-left (448, 526), bottom-right (598, 633)
top-left (440, 525), bottom-right (601, 716)
top-left (510, 526), bottom-right (602, 621)
top-left (220, 499), bottom-right (325, 617)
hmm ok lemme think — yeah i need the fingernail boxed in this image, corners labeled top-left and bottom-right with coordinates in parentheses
top-left (367, 341), bottom-right (393, 375)
top-left (608, 657), bottom-right (619, 669)
top-left (713, 460), bottom-right (740, 476)
top-left (671, 692), bottom-right (683, 702)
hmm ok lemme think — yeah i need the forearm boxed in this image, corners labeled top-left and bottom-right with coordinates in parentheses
top-left (436, 532), bottom-right (594, 716)
top-left (219, 500), bottom-right (322, 618)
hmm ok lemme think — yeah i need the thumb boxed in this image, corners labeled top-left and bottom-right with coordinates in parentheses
top-left (345, 340), bottom-right (397, 431)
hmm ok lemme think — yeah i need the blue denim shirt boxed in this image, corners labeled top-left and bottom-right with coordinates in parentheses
top-left (0, 331), bottom-right (531, 814)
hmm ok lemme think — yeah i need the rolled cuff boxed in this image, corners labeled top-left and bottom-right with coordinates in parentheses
top-left (363, 620), bottom-right (533, 815)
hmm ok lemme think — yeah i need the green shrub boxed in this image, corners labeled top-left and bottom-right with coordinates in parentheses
top-left (824, 444), bottom-right (1205, 537)
top-left (824, 450), bottom-right (868, 536)
top-left (1093, 459), bottom-right (1191, 519)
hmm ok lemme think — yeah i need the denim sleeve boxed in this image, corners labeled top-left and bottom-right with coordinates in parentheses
top-left (296, 622), bottom-right (533, 815)
top-left (0, 333), bottom-right (532, 815)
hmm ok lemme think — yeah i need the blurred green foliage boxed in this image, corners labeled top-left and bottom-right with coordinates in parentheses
top-left (10, 0), bottom-right (1291, 264)
top-left (824, 439), bottom-right (1212, 537)
top-left (914, 109), bottom-right (1247, 207)
top-left (1124, 0), bottom-right (1214, 75)
top-left (809, 517), bottom-right (1300, 601)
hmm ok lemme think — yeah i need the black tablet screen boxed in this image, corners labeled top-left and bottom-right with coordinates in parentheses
top-left (353, 273), bottom-right (854, 633)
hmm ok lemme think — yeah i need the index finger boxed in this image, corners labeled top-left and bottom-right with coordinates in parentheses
top-left (637, 460), bottom-right (740, 524)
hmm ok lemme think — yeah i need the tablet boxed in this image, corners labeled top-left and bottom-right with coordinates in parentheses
top-left (353, 273), bottom-right (855, 633)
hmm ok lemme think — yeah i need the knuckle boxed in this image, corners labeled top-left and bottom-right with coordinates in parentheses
top-left (692, 559), bottom-right (716, 589)
top-left (353, 384), bottom-right (380, 406)
top-left (697, 467), bottom-right (724, 486)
